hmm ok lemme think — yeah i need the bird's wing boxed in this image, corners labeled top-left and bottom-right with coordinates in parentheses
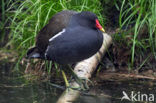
top-left (45, 26), bottom-right (102, 64)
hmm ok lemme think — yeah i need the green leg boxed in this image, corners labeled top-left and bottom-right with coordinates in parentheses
top-left (61, 70), bottom-right (69, 87)
top-left (67, 65), bottom-right (91, 90)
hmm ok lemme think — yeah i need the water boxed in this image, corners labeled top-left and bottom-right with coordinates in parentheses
top-left (0, 84), bottom-right (59, 103)
top-left (76, 80), bottom-right (156, 103)
top-left (0, 71), bottom-right (62, 103)
top-left (0, 64), bottom-right (156, 103)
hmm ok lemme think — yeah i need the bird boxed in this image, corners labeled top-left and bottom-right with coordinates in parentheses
top-left (27, 10), bottom-right (77, 59)
top-left (26, 10), bottom-right (105, 89)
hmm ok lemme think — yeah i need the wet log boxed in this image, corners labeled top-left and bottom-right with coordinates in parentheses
top-left (57, 33), bottom-right (112, 103)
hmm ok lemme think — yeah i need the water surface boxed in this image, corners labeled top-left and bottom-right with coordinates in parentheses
top-left (0, 64), bottom-right (156, 103)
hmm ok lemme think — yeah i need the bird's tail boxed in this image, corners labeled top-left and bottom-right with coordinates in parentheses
top-left (26, 47), bottom-right (44, 59)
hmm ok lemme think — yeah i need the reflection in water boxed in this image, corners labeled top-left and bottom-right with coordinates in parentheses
top-left (78, 95), bottom-right (112, 103)
top-left (75, 80), bottom-right (156, 103)
top-left (0, 77), bottom-right (62, 103)
top-left (0, 65), bottom-right (156, 103)
top-left (0, 65), bottom-right (62, 103)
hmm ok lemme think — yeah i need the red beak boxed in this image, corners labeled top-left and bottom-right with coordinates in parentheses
top-left (95, 19), bottom-right (105, 32)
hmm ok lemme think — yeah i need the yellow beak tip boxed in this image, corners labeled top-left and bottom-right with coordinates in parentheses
top-left (100, 28), bottom-right (105, 33)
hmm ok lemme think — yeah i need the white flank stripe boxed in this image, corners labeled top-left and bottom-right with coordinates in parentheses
top-left (49, 29), bottom-right (66, 42)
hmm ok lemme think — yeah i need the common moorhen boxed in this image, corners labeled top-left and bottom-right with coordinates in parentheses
top-left (26, 10), bottom-right (105, 89)
top-left (27, 10), bottom-right (104, 64)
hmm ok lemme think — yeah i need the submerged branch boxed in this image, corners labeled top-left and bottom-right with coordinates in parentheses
top-left (98, 72), bottom-right (156, 81)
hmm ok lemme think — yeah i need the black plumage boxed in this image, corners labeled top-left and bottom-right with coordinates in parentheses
top-left (27, 11), bottom-right (104, 64)
top-left (27, 10), bottom-right (77, 58)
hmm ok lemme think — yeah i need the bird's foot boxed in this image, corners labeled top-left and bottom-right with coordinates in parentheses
top-left (68, 77), bottom-right (93, 91)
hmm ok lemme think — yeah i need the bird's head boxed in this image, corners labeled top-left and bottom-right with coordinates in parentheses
top-left (77, 11), bottom-right (105, 32)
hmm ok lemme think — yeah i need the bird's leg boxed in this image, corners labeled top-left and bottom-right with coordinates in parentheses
top-left (67, 65), bottom-right (91, 90)
top-left (61, 70), bottom-right (69, 88)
